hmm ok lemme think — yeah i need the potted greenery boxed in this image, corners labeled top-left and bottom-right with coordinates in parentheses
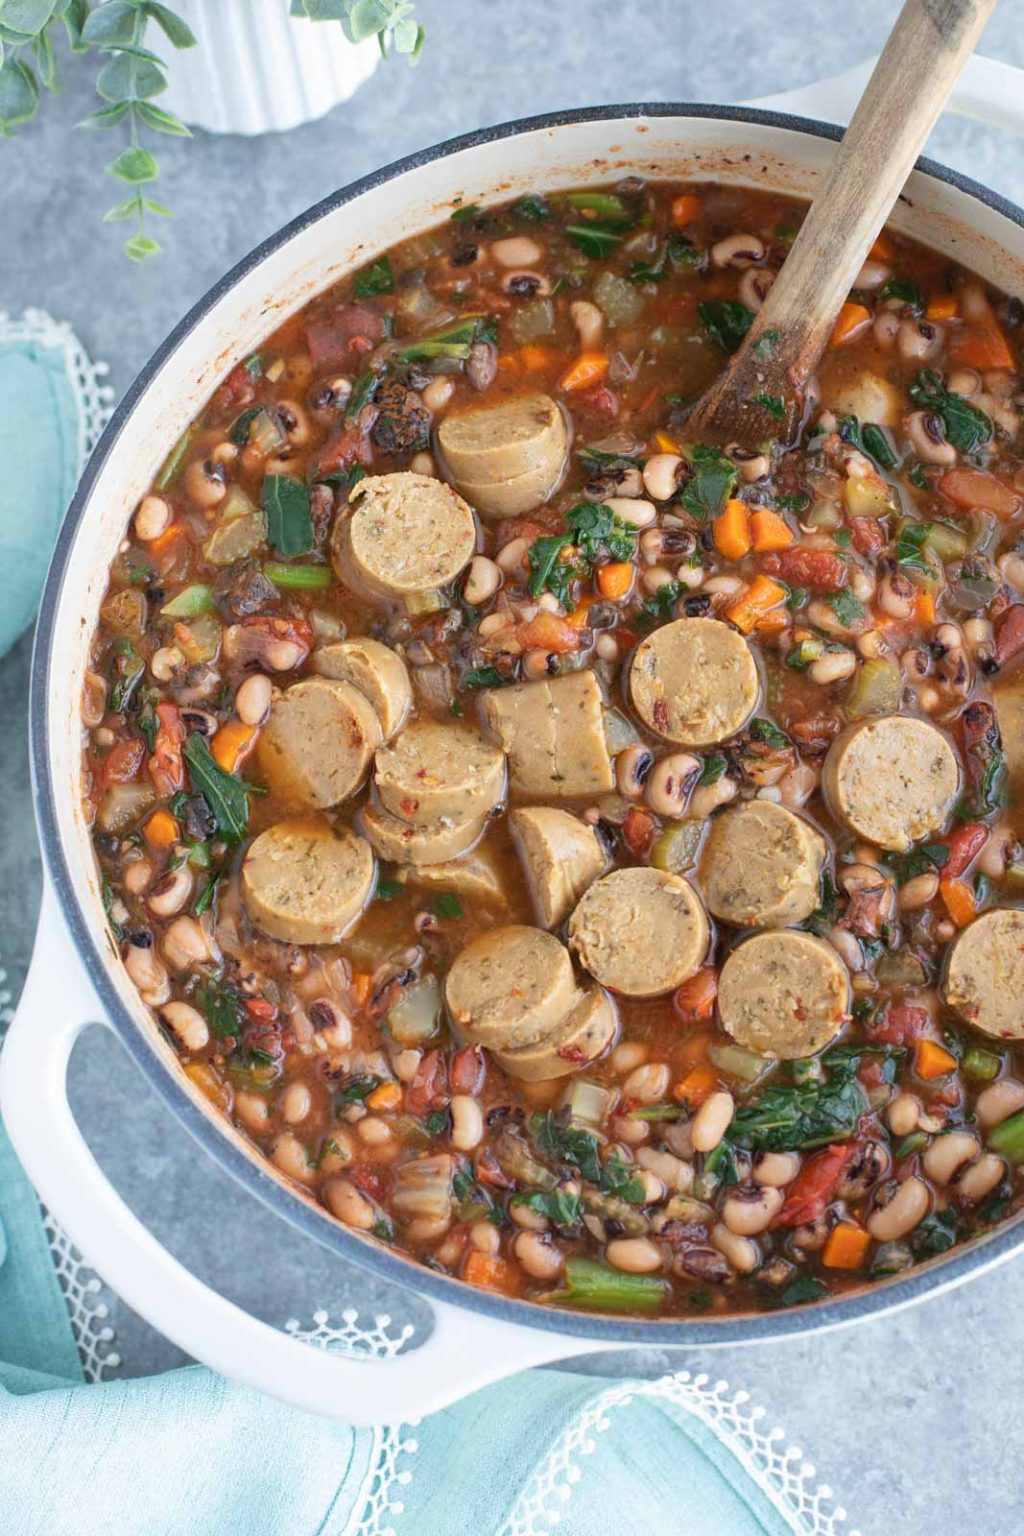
top-left (0, 0), bottom-right (423, 259)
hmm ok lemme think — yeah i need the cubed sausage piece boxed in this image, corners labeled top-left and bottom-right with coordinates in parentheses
top-left (241, 819), bottom-right (375, 945)
top-left (698, 801), bottom-right (828, 929)
top-left (822, 715), bottom-right (960, 852)
top-left (943, 908), bottom-right (1024, 1039)
top-left (629, 617), bottom-right (760, 747)
top-left (437, 393), bottom-right (568, 518)
top-left (404, 843), bottom-right (508, 907)
top-left (445, 925), bottom-right (579, 1050)
top-left (494, 987), bottom-right (619, 1081)
top-left (312, 638), bottom-right (412, 741)
top-left (483, 671), bottom-right (614, 800)
top-left (359, 802), bottom-right (488, 866)
top-left (256, 677), bottom-right (381, 810)
top-left (374, 719), bottom-right (506, 825)
top-left (718, 931), bottom-right (851, 1060)
top-left (509, 806), bottom-right (607, 928)
top-left (332, 472), bottom-right (477, 599)
top-left (569, 867), bottom-right (710, 998)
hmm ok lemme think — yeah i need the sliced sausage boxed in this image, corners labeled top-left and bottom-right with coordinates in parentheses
top-left (568, 866), bottom-right (710, 997)
top-left (312, 638), bottom-right (412, 740)
top-left (332, 472), bottom-right (477, 599)
top-left (359, 802), bottom-right (487, 866)
top-left (256, 677), bottom-right (381, 810)
top-left (943, 908), bottom-right (1024, 1039)
top-left (374, 719), bottom-right (506, 825)
top-left (509, 806), bottom-right (607, 928)
top-left (629, 617), bottom-right (760, 747)
top-left (718, 931), bottom-right (851, 1059)
top-left (436, 393), bottom-right (568, 518)
top-left (483, 671), bottom-right (614, 800)
top-left (822, 715), bottom-right (960, 852)
top-left (494, 987), bottom-right (619, 1081)
top-left (445, 924), bottom-right (578, 1048)
top-left (698, 801), bottom-right (828, 928)
top-left (404, 843), bottom-right (507, 906)
top-left (241, 818), bottom-right (375, 945)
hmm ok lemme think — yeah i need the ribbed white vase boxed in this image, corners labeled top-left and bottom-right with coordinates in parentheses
top-left (160, 0), bottom-right (380, 136)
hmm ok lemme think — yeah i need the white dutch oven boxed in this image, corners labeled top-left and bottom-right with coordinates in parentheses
top-left (4, 65), bottom-right (1024, 1426)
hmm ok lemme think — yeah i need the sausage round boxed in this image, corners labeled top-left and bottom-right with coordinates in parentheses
top-left (436, 393), bottom-right (568, 518)
top-left (718, 931), bottom-right (851, 1059)
top-left (333, 472), bottom-right (477, 598)
top-left (445, 924), bottom-right (579, 1048)
top-left (943, 908), bottom-right (1024, 1039)
top-left (241, 818), bottom-right (375, 945)
top-left (494, 987), bottom-right (619, 1081)
top-left (698, 801), bottom-right (828, 928)
top-left (312, 637), bottom-right (412, 740)
top-left (359, 801), bottom-right (488, 866)
top-left (405, 844), bottom-right (507, 907)
top-left (509, 805), bottom-right (607, 929)
top-left (822, 714), bottom-right (960, 852)
top-left (483, 671), bottom-right (614, 800)
top-left (256, 677), bottom-right (381, 810)
top-left (629, 617), bottom-right (760, 747)
top-left (374, 719), bottom-right (506, 825)
top-left (568, 866), bottom-right (710, 997)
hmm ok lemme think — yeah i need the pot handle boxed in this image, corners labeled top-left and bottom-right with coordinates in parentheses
top-left (746, 53), bottom-right (1024, 137)
top-left (0, 884), bottom-right (612, 1423)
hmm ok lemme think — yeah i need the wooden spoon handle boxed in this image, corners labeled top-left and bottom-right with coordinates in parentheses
top-left (690, 0), bottom-right (998, 446)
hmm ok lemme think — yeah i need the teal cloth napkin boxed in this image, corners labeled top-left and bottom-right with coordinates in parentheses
top-left (0, 317), bottom-right (842, 1535)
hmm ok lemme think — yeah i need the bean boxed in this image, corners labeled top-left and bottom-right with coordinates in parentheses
top-left (809, 649), bottom-right (857, 686)
top-left (271, 1132), bottom-right (315, 1183)
top-left (636, 1169), bottom-right (667, 1202)
top-left (897, 872), bottom-right (939, 911)
top-left (570, 299), bottom-right (604, 350)
top-left (450, 1094), bottom-right (484, 1151)
top-left (160, 1000), bottom-right (210, 1053)
top-left (183, 457), bottom-right (226, 509)
top-left (711, 1222), bottom-right (759, 1273)
top-left (595, 633), bottom-right (619, 661)
top-left (134, 494), bottom-right (172, 542)
top-left (753, 1150), bottom-right (800, 1187)
top-left (711, 232), bottom-right (765, 268)
top-left (867, 1176), bottom-right (929, 1241)
top-left (235, 673), bottom-right (272, 726)
top-left (151, 645), bottom-right (186, 683)
top-left (605, 496), bottom-right (656, 528)
top-left (778, 761), bottom-right (816, 808)
top-left (318, 1131), bottom-right (355, 1174)
top-left (857, 629), bottom-right (886, 659)
top-left (688, 776), bottom-right (737, 818)
top-left (675, 560), bottom-right (705, 590)
top-left (692, 1090), bottom-right (735, 1153)
top-left (643, 566), bottom-right (676, 595)
top-left (998, 552), bottom-right (1024, 594)
top-left (410, 451), bottom-right (435, 477)
top-left (422, 375), bottom-right (455, 412)
top-left (514, 1231), bottom-right (564, 1281)
top-left (606, 1237), bottom-right (662, 1273)
top-left (722, 1185), bottom-right (783, 1235)
top-left (878, 568), bottom-right (916, 619)
top-left (325, 1177), bottom-right (375, 1230)
top-left (623, 1062), bottom-right (670, 1103)
top-left (897, 318), bottom-right (943, 364)
top-left (636, 1146), bottom-right (694, 1193)
top-left (737, 269), bottom-right (775, 313)
top-left (977, 1078), bottom-right (1024, 1129)
top-left (147, 864), bottom-right (194, 918)
top-left (357, 1116), bottom-right (393, 1147)
top-left (611, 1041), bottom-right (647, 1072)
top-left (643, 752), bottom-right (700, 817)
top-left (887, 1093), bottom-right (921, 1136)
top-left (946, 367), bottom-right (980, 397)
top-left (702, 574), bottom-right (743, 596)
top-left (492, 234), bottom-right (543, 267)
top-left (615, 744), bottom-right (654, 799)
top-left (123, 940), bottom-right (170, 1005)
top-left (469, 1220), bottom-right (500, 1255)
top-left (510, 1199), bottom-right (549, 1231)
top-left (235, 1090), bottom-right (271, 1131)
top-left (874, 310), bottom-right (900, 349)
top-left (642, 452), bottom-right (684, 502)
top-left (282, 1082), bottom-right (312, 1124)
top-left (611, 1115), bottom-right (649, 1146)
top-left (406, 1215), bottom-right (451, 1244)
top-left (464, 555), bottom-right (503, 605)
top-left (496, 536), bottom-right (530, 574)
top-left (162, 915), bottom-right (217, 972)
top-left (522, 649), bottom-right (556, 681)
top-left (123, 858), bottom-right (153, 896)
top-left (855, 259), bottom-right (892, 290)
top-left (956, 1153), bottom-right (1005, 1204)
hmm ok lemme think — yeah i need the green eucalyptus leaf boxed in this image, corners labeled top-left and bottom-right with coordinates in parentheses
top-left (0, 57), bottom-right (39, 127)
top-left (144, 1), bottom-right (196, 48)
top-left (1, 0), bottom-right (59, 37)
top-left (80, 99), bottom-right (130, 127)
top-left (135, 98), bottom-right (190, 135)
top-left (143, 195), bottom-right (173, 216)
top-left (62, 0), bottom-right (90, 48)
top-left (103, 194), bottom-right (140, 221)
top-left (108, 144), bottom-right (158, 183)
top-left (80, 0), bottom-right (137, 45)
top-left (124, 231), bottom-right (161, 261)
top-left (31, 26), bottom-right (58, 91)
top-left (96, 52), bottom-right (167, 101)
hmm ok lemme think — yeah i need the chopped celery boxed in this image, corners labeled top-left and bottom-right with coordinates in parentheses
top-left (988, 1110), bottom-right (1024, 1162)
top-left (220, 483), bottom-right (256, 520)
top-left (155, 426), bottom-right (193, 491)
top-left (564, 1078), bottom-right (614, 1127)
top-left (708, 1040), bottom-right (771, 1084)
top-left (174, 613), bottom-right (222, 666)
top-left (405, 588), bottom-right (450, 616)
top-left (603, 708), bottom-right (643, 754)
top-left (264, 562), bottom-right (332, 590)
top-left (391, 1152), bottom-right (453, 1222)
top-left (875, 950), bottom-right (928, 988)
top-left (593, 271), bottom-right (644, 328)
top-left (565, 191), bottom-right (628, 217)
top-left (650, 819), bottom-right (703, 875)
top-left (386, 975), bottom-right (442, 1046)
top-left (786, 637), bottom-right (825, 670)
top-left (963, 1047), bottom-right (1002, 1082)
top-left (791, 1057), bottom-right (826, 1086)
top-left (628, 1104), bottom-right (684, 1122)
top-left (845, 656), bottom-right (902, 719)
top-left (161, 584), bottom-right (212, 619)
top-left (548, 1257), bottom-right (667, 1313)
top-left (203, 511), bottom-right (266, 566)
top-left (509, 298), bottom-right (555, 344)
top-left (925, 520), bottom-right (969, 560)
top-left (895, 1131), bottom-right (928, 1158)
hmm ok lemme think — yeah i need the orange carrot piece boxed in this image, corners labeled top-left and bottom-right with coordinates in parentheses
top-left (940, 876), bottom-right (976, 929)
top-left (925, 295), bottom-right (958, 323)
top-left (749, 508), bottom-right (794, 552)
top-left (950, 317), bottom-right (1014, 371)
top-left (560, 351), bottom-right (609, 391)
top-left (149, 521), bottom-right (186, 559)
top-left (673, 966), bottom-right (719, 1024)
top-left (367, 1081), bottom-right (403, 1111)
top-left (831, 302), bottom-right (872, 347)
top-left (938, 465), bottom-right (1022, 519)
top-left (673, 1064), bottom-right (719, 1108)
top-left (211, 720), bottom-right (258, 773)
top-left (519, 344), bottom-right (556, 370)
top-left (754, 610), bottom-right (791, 637)
top-left (596, 561), bottom-right (635, 600)
top-left (671, 193), bottom-right (702, 227)
top-left (565, 596), bottom-right (597, 631)
top-left (350, 971), bottom-right (373, 1009)
top-left (654, 430), bottom-right (680, 454)
top-left (915, 1039), bottom-right (958, 1080)
top-left (143, 808), bottom-right (179, 848)
top-left (724, 574), bottom-right (788, 634)
top-left (823, 1223), bottom-right (872, 1271)
top-left (516, 611), bottom-right (580, 654)
top-left (915, 589), bottom-right (936, 626)
top-left (713, 498), bottom-right (752, 561)
top-left (463, 1251), bottom-right (520, 1296)
top-left (869, 232), bottom-right (895, 262)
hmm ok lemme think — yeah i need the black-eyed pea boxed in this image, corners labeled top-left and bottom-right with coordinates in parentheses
top-left (611, 1041), bottom-right (647, 1074)
top-left (867, 1176), bottom-right (930, 1241)
top-left (623, 1062), bottom-right (670, 1104)
top-left (123, 857), bottom-right (154, 896)
top-left (318, 1132), bottom-right (355, 1175)
top-left (405, 1215), bottom-right (451, 1245)
top-left (147, 864), bottom-right (194, 919)
top-left (611, 1115), bottom-right (649, 1146)
top-left (721, 1185), bottom-right (783, 1236)
top-left (606, 1237), bottom-right (662, 1273)
top-left (923, 1131), bottom-right (980, 1185)
top-left (897, 873), bottom-right (939, 911)
top-left (644, 753), bottom-right (700, 817)
top-left (753, 1150), bottom-right (801, 1187)
top-left (636, 1146), bottom-right (694, 1194)
top-left (357, 1116), bottom-right (393, 1148)
top-left (134, 494), bottom-right (172, 542)
top-left (450, 1095), bottom-right (484, 1152)
top-left (162, 915), bottom-right (218, 972)
top-left (886, 1093), bottom-right (921, 1137)
top-left (281, 1082), bottom-right (313, 1124)
top-left (513, 1231), bottom-right (564, 1281)
top-left (325, 1177), bottom-right (375, 1230)
top-left (123, 936), bottom-right (170, 1006)
top-left (615, 744), bottom-right (654, 800)
top-left (711, 232), bottom-right (765, 268)
top-left (642, 452), bottom-right (684, 502)
top-left (235, 673), bottom-right (272, 726)
top-left (510, 1198), bottom-right (549, 1232)
top-left (956, 1153), bottom-right (1006, 1204)
top-left (183, 456), bottom-right (227, 509)
top-left (469, 1220), bottom-right (501, 1256)
top-left (711, 1221), bottom-right (759, 1273)
top-left (160, 1000), bottom-right (210, 1053)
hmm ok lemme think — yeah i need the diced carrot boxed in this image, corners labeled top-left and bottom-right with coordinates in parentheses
top-left (673, 1063), bottom-right (719, 1107)
top-left (211, 720), bottom-right (258, 773)
top-left (497, 353), bottom-right (521, 373)
top-left (750, 508), bottom-right (794, 553)
top-left (823, 1223), bottom-right (872, 1271)
top-left (713, 498), bottom-right (752, 561)
top-left (938, 466), bottom-right (1022, 520)
top-left (596, 561), bottom-right (635, 600)
top-left (869, 232), bottom-right (895, 262)
top-left (654, 430), bottom-right (681, 454)
top-left (754, 610), bottom-right (791, 637)
top-left (724, 574), bottom-right (788, 634)
top-left (566, 595), bottom-right (598, 630)
top-left (673, 966), bottom-right (718, 1024)
top-left (925, 295), bottom-right (958, 323)
top-left (939, 876), bottom-right (976, 929)
top-left (463, 1251), bottom-right (520, 1296)
top-left (350, 971), bottom-right (373, 1008)
top-left (516, 611), bottom-right (580, 654)
top-left (915, 589), bottom-right (936, 625)
top-left (560, 351), bottom-right (609, 392)
top-left (671, 193), bottom-right (702, 227)
top-left (831, 302), bottom-right (872, 347)
top-left (143, 809), bottom-right (179, 848)
top-left (915, 1039), bottom-right (958, 1080)
top-left (950, 317), bottom-right (1015, 371)
top-left (519, 344), bottom-right (556, 371)
top-left (185, 1062), bottom-right (231, 1110)
top-left (367, 1081), bottom-right (403, 1111)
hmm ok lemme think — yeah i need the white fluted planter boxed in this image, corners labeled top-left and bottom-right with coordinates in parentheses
top-left (160, 0), bottom-right (379, 136)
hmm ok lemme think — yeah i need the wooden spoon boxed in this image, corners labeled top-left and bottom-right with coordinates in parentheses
top-left (688, 0), bottom-right (998, 449)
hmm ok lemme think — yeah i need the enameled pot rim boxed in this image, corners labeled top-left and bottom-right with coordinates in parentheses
top-left (31, 102), bottom-right (1024, 1347)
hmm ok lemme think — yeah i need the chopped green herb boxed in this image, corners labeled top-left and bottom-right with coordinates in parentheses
top-left (785, 585), bottom-right (808, 611)
top-left (459, 665), bottom-right (508, 691)
top-left (433, 893), bottom-right (464, 920)
top-left (353, 256), bottom-right (394, 297)
top-left (513, 193), bottom-right (550, 221)
top-left (861, 423), bottom-right (898, 471)
top-left (697, 299), bottom-right (753, 353)
top-left (698, 752), bottom-right (727, 786)
top-left (262, 475), bottom-right (313, 558)
top-left (753, 391), bottom-right (785, 421)
top-left (193, 871), bottom-right (223, 917)
top-left (517, 1189), bottom-right (583, 1226)
top-left (679, 445), bottom-right (737, 522)
top-left (450, 203), bottom-right (481, 222)
top-left (895, 521), bottom-right (933, 575)
top-left (779, 1276), bottom-right (830, 1306)
top-left (109, 639), bottom-right (144, 715)
top-left (753, 328), bottom-right (780, 359)
top-left (565, 191), bottom-right (628, 217)
top-left (138, 699), bottom-right (159, 753)
top-left (909, 369), bottom-right (993, 455)
top-left (336, 1074), bottom-right (382, 1106)
top-left (377, 879), bottom-right (404, 901)
top-left (243, 354), bottom-right (262, 379)
top-left (825, 588), bottom-right (864, 628)
top-left (394, 314), bottom-right (495, 363)
top-left (564, 221), bottom-right (631, 258)
top-left (749, 717), bottom-right (790, 749)
top-left (182, 733), bottom-right (260, 846)
top-left (879, 276), bottom-right (921, 307)
top-left (731, 1053), bottom-right (867, 1152)
top-left (195, 976), bottom-right (248, 1041)
top-left (345, 367), bottom-right (384, 418)
top-left (101, 881), bottom-right (124, 941)
top-left (636, 580), bottom-right (682, 632)
top-left (888, 843), bottom-right (949, 883)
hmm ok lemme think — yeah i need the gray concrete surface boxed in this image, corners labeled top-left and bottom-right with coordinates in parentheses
top-left (4, 2), bottom-right (1024, 1529)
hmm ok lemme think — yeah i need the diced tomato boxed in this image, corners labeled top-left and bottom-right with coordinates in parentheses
top-left (305, 302), bottom-right (386, 374)
top-left (314, 423), bottom-right (374, 476)
top-left (761, 548), bottom-right (849, 591)
top-left (515, 611), bottom-right (581, 654)
top-left (578, 383), bottom-right (619, 416)
top-left (101, 738), bottom-right (145, 789)
top-left (405, 1049), bottom-right (448, 1118)
top-left (938, 466), bottom-right (1022, 519)
top-left (212, 362), bottom-right (256, 413)
top-left (148, 702), bottom-right (185, 797)
top-left (846, 517), bottom-right (888, 557)
top-left (943, 821), bottom-right (989, 880)
top-left (673, 966), bottom-right (719, 1024)
top-left (775, 1143), bottom-right (858, 1228)
top-left (996, 605), bottom-right (1024, 668)
top-left (348, 1165), bottom-right (387, 1202)
top-left (622, 807), bottom-right (656, 859)
top-left (450, 1045), bottom-right (486, 1096)
top-left (868, 1003), bottom-right (930, 1047)
top-left (474, 1148), bottom-right (514, 1189)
